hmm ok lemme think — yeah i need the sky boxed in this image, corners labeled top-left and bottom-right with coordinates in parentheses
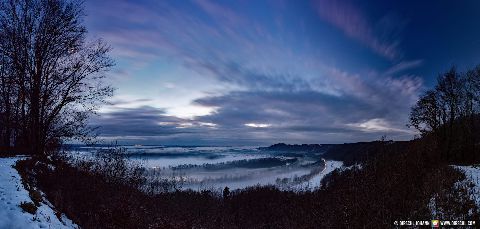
top-left (83, 0), bottom-right (480, 146)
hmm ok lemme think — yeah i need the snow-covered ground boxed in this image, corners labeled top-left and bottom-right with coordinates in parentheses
top-left (309, 160), bottom-right (343, 188)
top-left (0, 157), bottom-right (78, 229)
top-left (290, 159), bottom-right (344, 191)
top-left (454, 165), bottom-right (480, 209)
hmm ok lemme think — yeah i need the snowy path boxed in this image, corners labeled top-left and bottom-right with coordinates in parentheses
top-left (0, 157), bottom-right (77, 229)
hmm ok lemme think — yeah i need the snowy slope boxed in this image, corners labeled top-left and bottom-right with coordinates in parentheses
top-left (290, 159), bottom-right (344, 191)
top-left (310, 159), bottom-right (343, 188)
top-left (0, 157), bottom-right (78, 229)
top-left (453, 165), bottom-right (480, 209)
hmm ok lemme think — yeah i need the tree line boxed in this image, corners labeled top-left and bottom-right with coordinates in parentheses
top-left (0, 0), bottom-right (112, 156)
top-left (409, 66), bottom-right (480, 163)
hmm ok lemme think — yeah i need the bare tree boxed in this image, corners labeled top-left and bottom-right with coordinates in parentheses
top-left (409, 90), bottom-right (442, 134)
top-left (0, 0), bottom-right (113, 155)
top-left (0, 46), bottom-right (13, 149)
top-left (409, 66), bottom-right (480, 163)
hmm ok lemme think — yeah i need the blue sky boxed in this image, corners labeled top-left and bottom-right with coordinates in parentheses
top-left (84, 0), bottom-right (480, 145)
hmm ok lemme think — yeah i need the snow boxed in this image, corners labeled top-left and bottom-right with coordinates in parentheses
top-left (453, 165), bottom-right (480, 210)
top-left (341, 163), bottom-right (363, 171)
top-left (0, 157), bottom-right (78, 229)
top-left (428, 195), bottom-right (438, 217)
top-left (310, 160), bottom-right (343, 188)
top-left (290, 159), bottom-right (344, 191)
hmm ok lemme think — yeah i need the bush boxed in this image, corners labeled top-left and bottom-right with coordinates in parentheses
top-left (29, 189), bottom-right (43, 207)
top-left (13, 160), bottom-right (43, 207)
top-left (19, 201), bottom-right (37, 214)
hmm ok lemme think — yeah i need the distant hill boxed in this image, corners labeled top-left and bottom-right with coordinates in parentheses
top-left (259, 141), bottom-right (410, 166)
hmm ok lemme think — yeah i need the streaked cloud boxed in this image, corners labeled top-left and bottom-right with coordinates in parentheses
top-left (385, 60), bottom-right (424, 76)
top-left (245, 123), bottom-right (272, 128)
top-left (346, 118), bottom-right (413, 133)
top-left (314, 0), bottom-right (402, 60)
top-left (80, 0), bottom-right (480, 145)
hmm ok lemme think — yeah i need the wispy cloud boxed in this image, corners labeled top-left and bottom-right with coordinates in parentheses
top-left (346, 118), bottom-right (414, 133)
top-left (91, 106), bottom-right (217, 137)
top-left (84, 0), bottom-right (425, 144)
top-left (314, 0), bottom-right (402, 60)
top-left (193, 0), bottom-right (245, 25)
top-left (194, 70), bottom-right (422, 143)
top-left (384, 59), bottom-right (424, 75)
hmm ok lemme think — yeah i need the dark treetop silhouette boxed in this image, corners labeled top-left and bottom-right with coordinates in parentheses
top-left (0, 0), bottom-right (113, 155)
top-left (409, 66), bottom-right (480, 164)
